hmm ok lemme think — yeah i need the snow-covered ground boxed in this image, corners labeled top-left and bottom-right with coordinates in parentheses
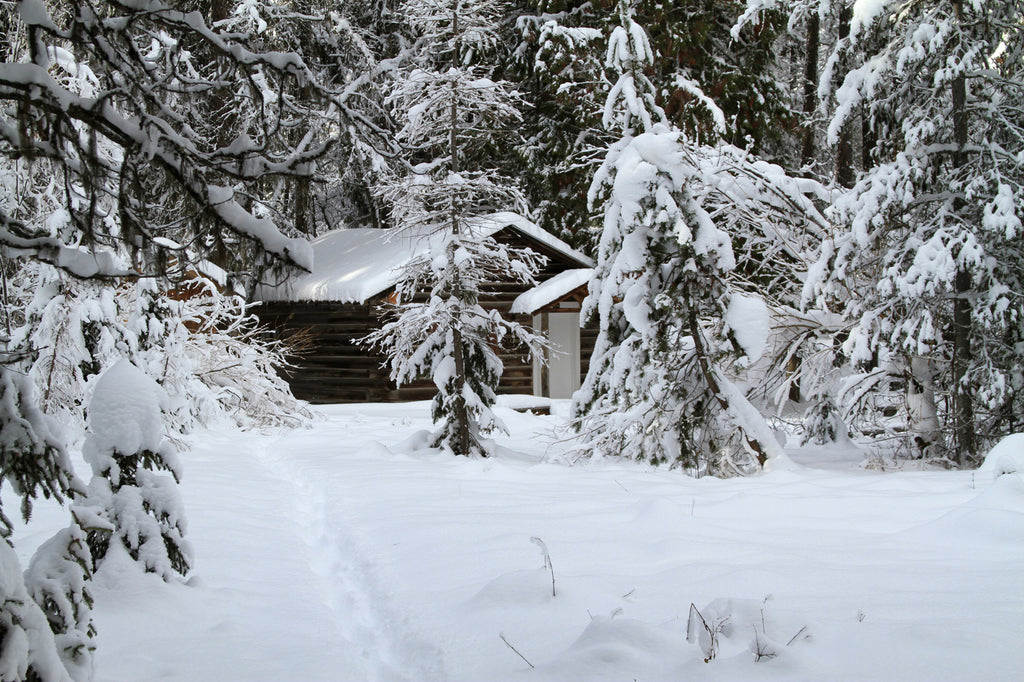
top-left (9, 400), bottom-right (1024, 681)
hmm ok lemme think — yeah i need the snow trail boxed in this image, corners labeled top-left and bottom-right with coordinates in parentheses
top-left (253, 433), bottom-right (447, 682)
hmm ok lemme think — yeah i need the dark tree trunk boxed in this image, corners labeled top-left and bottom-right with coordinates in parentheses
top-left (448, 0), bottom-right (472, 457)
top-left (209, 0), bottom-right (232, 23)
top-left (950, 4), bottom-right (975, 463)
top-left (800, 12), bottom-right (820, 170)
top-left (861, 106), bottom-right (877, 170)
top-left (685, 289), bottom-right (768, 468)
top-left (835, 4), bottom-right (856, 188)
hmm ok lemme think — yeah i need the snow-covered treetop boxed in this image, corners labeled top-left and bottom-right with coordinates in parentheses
top-left (601, 0), bottom-right (663, 134)
top-left (404, 0), bottom-right (507, 61)
top-left (85, 360), bottom-right (166, 460)
top-left (389, 68), bottom-right (524, 160)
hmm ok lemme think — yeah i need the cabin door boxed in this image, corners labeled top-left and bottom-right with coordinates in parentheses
top-left (541, 311), bottom-right (581, 399)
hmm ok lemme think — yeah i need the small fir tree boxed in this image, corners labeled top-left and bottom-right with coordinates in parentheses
top-left (365, 0), bottom-right (546, 456)
top-left (24, 513), bottom-right (97, 680)
top-left (0, 365), bottom-right (82, 681)
top-left (79, 360), bottom-right (192, 581)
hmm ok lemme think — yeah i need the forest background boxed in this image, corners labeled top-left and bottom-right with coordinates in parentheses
top-left (0, 0), bottom-right (1021, 678)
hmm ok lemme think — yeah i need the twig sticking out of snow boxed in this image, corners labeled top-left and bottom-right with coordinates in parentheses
top-left (687, 603), bottom-right (719, 663)
top-left (499, 633), bottom-right (535, 669)
top-left (530, 536), bottom-right (556, 597)
top-left (787, 625), bottom-right (809, 646)
top-left (752, 625), bottom-right (777, 662)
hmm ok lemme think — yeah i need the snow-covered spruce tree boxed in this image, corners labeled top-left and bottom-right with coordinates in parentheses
top-left (804, 0), bottom-right (1024, 464)
top-left (79, 359), bottom-right (191, 581)
top-left (572, 0), bottom-right (787, 473)
top-left (0, 535), bottom-right (73, 682)
top-left (0, 363), bottom-right (84, 681)
top-left (364, 0), bottom-right (546, 457)
top-left (12, 266), bottom-right (129, 440)
top-left (23, 512), bottom-right (96, 680)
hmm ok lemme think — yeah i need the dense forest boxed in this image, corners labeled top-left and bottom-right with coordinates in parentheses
top-left (0, 0), bottom-right (1021, 677)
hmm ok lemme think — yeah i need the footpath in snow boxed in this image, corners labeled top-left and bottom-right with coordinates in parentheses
top-left (10, 400), bottom-right (1024, 681)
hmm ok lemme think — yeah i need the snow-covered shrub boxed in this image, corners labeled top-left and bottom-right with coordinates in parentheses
top-left (80, 360), bottom-right (192, 581)
top-left (687, 596), bottom-right (809, 664)
top-left (11, 266), bottom-right (129, 442)
top-left (24, 518), bottom-right (96, 680)
top-left (130, 276), bottom-right (313, 435)
top-left (0, 539), bottom-right (72, 682)
top-left (166, 276), bottom-right (314, 431)
top-left (8, 265), bottom-right (312, 443)
top-left (978, 434), bottom-right (1024, 484)
top-left (801, 395), bottom-right (848, 446)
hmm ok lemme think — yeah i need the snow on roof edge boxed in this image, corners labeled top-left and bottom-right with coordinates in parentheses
top-left (468, 212), bottom-right (594, 269)
top-left (511, 268), bottom-right (592, 315)
top-left (255, 213), bottom-right (591, 304)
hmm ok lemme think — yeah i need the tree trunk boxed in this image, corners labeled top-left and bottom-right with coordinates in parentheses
top-left (951, 266), bottom-right (975, 464)
top-left (861, 105), bottom-right (877, 170)
top-left (907, 356), bottom-right (940, 457)
top-left (686, 294), bottom-right (768, 467)
top-left (800, 11), bottom-right (820, 170)
top-left (448, 0), bottom-right (472, 457)
top-left (835, 4), bottom-right (855, 188)
top-left (949, 1), bottom-right (975, 465)
top-left (209, 0), bottom-right (232, 23)
top-left (294, 176), bottom-right (311, 235)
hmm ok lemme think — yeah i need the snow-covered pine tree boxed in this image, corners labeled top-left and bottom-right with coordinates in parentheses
top-left (24, 512), bottom-right (96, 680)
top-left (804, 0), bottom-right (1024, 464)
top-left (0, 364), bottom-right (83, 681)
top-left (364, 0), bottom-right (546, 457)
top-left (572, 0), bottom-right (789, 473)
top-left (79, 359), bottom-right (192, 581)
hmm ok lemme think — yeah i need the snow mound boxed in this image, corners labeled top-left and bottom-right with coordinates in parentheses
top-left (465, 568), bottom-right (554, 607)
top-left (538, 615), bottom-right (687, 680)
top-left (687, 596), bottom-right (812, 667)
top-left (87, 359), bottom-right (165, 456)
top-left (978, 433), bottom-right (1024, 482)
top-left (725, 293), bottom-right (771, 363)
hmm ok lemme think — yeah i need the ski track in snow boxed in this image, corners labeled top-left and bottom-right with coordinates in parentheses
top-left (253, 433), bottom-right (447, 682)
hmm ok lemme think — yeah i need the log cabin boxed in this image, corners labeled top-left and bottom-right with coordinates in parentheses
top-left (253, 212), bottom-right (596, 404)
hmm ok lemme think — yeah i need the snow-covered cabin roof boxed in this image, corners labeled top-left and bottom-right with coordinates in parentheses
top-left (510, 268), bottom-right (592, 315)
top-left (255, 212), bottom-right (592, 303)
